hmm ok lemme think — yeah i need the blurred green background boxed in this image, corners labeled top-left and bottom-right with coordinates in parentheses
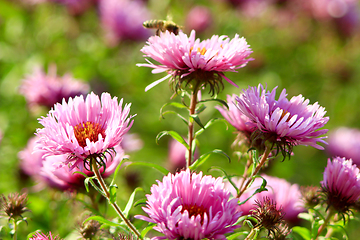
top-left (0, 0), bottom-right (360, 239)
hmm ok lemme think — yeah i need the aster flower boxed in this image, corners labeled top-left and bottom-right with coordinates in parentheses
top-left (35, 92), bottom-right (134, 169)
top-left (327, 127), bottom-right (360, 166)
top-left (20, 136), bottom-right (125, 192)
top-left (167, 138), bottom-right (199, 172)
top-left (0, 192), bottom-right (29, 221)
top-left (138, 30), bottom-right (253, 95)
top-left (216, 94), bottom-right (255, 147)
top-left (300, 186), bottom-right (321, 209)
top-left (236, 84), bottom-right (329, 156)
top-left (29, 232), bottom-right (61, 240)
top-left (320, 157), bottom-right (360, 214)
top-left (185, 6), bottom-right (213, 33)
top-left (136, 170), bottom-right (241, 240)
top-left (250, 197), bottom-right (286, 237)
top-left (226, 174), bottom-right (304, 224)
top-left (99, 0), bottom-right (151, 46)
top-left (19, 65), bottom-right (90, 110)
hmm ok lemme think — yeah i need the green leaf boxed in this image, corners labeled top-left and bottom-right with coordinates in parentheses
top-left (190, 149), bottom-right (230, 170)
top-left (160, 102), bottom-right (188, 115)
top-left (238, 176), bottom-right (268, 205)
top-left (190, 114), bottom-right (205, 129)
top-left (226, 231), bottom-right (247, 240)
top-left (199, 98), bottom-right (229, 109)
top-left (156, 131), bottom-right (189, 150)
top-left (208, 166), bottom-right (239, 193)
top-left (123, 187), bottom-right (144, 218)
top-left (109, 184), bottom-right (118, 204)
top-left (195, 118), bottom-right (224, 137)
top-left (292, 226), bottom-right (311, 240)
top-left (84, 215), bottom-right (120, 227)
top-left (110, 156), bottom-right (127, 186)
top-left (160, 110), bottom-right (188, 125)
top-left (141, 223), bottom-right (156, 238)
top-left (84, 176), bottom-right (105, 196)
top-left (195, 104), bottom-right (206, 114)
top-left (127, 161), bottom-right (170, 175)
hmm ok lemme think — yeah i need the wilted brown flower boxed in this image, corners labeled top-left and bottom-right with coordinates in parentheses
top-left (0, 192), bottom-right (29, 221)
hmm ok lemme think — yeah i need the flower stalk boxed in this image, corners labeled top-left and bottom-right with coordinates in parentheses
top-left (315, 208), bottom-right (335, 239)
top-left (237, 145), bottom-right (271, 198)
top-left (186, 86), bottom-right (200, 168)
top-left (91, 159), bottom-right (141, 239)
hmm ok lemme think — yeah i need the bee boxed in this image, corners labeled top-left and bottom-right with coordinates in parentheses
top-left (143, 20), bottom-right (181, 36)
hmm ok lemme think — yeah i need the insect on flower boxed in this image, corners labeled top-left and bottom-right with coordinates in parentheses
top-left (143, 19), bottom-right (181, 36)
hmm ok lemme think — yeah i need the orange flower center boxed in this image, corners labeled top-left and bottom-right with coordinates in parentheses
top-left (74, 121), bottom-right (106, 148)
top-left (190, 47), bottom-right (207, 55)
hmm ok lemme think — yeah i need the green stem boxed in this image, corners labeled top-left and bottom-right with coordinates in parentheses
top-left (91, 160), bottom-right (142, 239)
top-left (238, 153), bottom-right (253, 194)
top-left (315, 208), bottom-right (335, 240)
top-left (237, 146), bottom-right (271, 198)
top-left (12, 218), bottom-right (17, 240)
top-left (244, 227), bottom-right (259, 240)
top-left (186, 87), bottom-right (199, 168)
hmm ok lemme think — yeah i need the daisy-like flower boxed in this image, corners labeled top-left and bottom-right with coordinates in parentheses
top-left (226, 174), bottom-right (304, 224)
top-left (236, 84), bottom-right (329, 156)
top-left (29, 232), bottom-right (61, 240)
top-left (136, 169), bottom-right (241, 240)
top-left (320, 157), bottom-right (360, 214)
top-left (35, 92), bottom-right (134, 169)
top-left (19, 65), bottom-right (90, 111)
top-left (20, 136), bottom-right (125, 191)
top-left (216, 94), bottom-right (255, 147)
top-left (138, 30), bottom-right (253, 95)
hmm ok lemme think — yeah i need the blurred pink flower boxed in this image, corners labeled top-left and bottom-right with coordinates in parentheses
top-left (136, 170), bottom-right (241, 240)
top-left (19, 65), bottom-right (90, 110)
top-left (35, 92), bottom-right (134, 169)
top-left (185, 6), bottom-right (213, 33)
top-left (327, 127), bottom-right (360, 166)
top-left (236, 84), bottom-right (329, 154)
top-left (138, 30), bottom-right (253, 93)
top-left (321, 157), bottom-right (360, 213)
top-left (226, 174), bottom-right (304, 224)
top-left (30, 232), bottom-right (61, 240)
top-left (19, 136), bottom-right (124, 191)
top-left (98, 0), bottom-right (151, 46)
top-left (120, 133), bottom-right (144, 153)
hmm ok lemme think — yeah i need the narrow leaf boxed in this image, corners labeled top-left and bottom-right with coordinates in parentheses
top-left (109, 185), bottom-right (118, 204)
top-left (156, 131), bottom-right (189, 150)
top-left (160, 110), bottom-right (188, 125)
top-left (292, 226), bottom-right (311, 240)
top-left (195, 118), bottom-right (224, 137)
top-left (199, 98), bottom-right (229, 109)
top-left (190, 149), bottom-right (230, 170)
top-left (195, 104), bottom-right (206, 114)
top-left (84, 216), bottom-right (121, 227)
top-left (141, 223), bottom-right (156, 238)
top-left (123, 187), bottom-right (144, 218)
top-left (190, 114), bottom-right (205, 129)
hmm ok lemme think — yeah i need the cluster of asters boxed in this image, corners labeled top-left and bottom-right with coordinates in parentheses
top-left (23, 28), bottom-right (360, 239)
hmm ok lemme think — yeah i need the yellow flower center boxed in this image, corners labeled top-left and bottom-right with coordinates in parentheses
top-left (74, 121), bottom-right (106, 148)
top-left (190, 47), bottom-right (207, 55)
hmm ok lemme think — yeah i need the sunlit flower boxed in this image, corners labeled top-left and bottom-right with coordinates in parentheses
top-left (236, 84), bottom-right (329, 155)
top-left (19, 136), bottom-right (124, 191)
top-left (35, 92), bottom-right (134, 169)
top-left (327, 127), bottom-right (360, 166)
top-left (226, 174), bottom-right (304, 224)
top-left (19, 65), bottom-right (90, 110)
top-left (99, 0), bottom-right (151, 46)
top-left (138, 30), bottom-right (253, 94)
top-left (216, 94), bottom-right (255, 147)
top-left (29, 232), bottom-right (61, 240)
top-left (136, 169), bottom-right (241, 240)
top-left (321, 157), bottom-right (360, 214)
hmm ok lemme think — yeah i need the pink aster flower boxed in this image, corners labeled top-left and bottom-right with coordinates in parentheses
top-left (185, 6), bottom-right (213, 33)
top-left (216, 94), bottom-right (255, 147)
top-left (138, 30), bottom-right (253, 94)
top-left (226, 174), bottom-right (304, 224)
top-left (30, 232), bottom-right (61, 240)
top-left (35, 92), bottom-right (134, 169)
top-left (321, 157), bottom-right (360, 213)
top-left (19, 136), bottom-right (124, 191)
top-left (136, 170), bottom-right (241, 240)
top-left (99, 0), bottom-right (151, 46)
top-left (235, 84), bottom-right (329, 155)
top-left (167, 138), bottom-right (199, 172)
top-left (19, 65), bottom-right (90, 111)
top-left (327, 127), bottom-right (360, 166)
